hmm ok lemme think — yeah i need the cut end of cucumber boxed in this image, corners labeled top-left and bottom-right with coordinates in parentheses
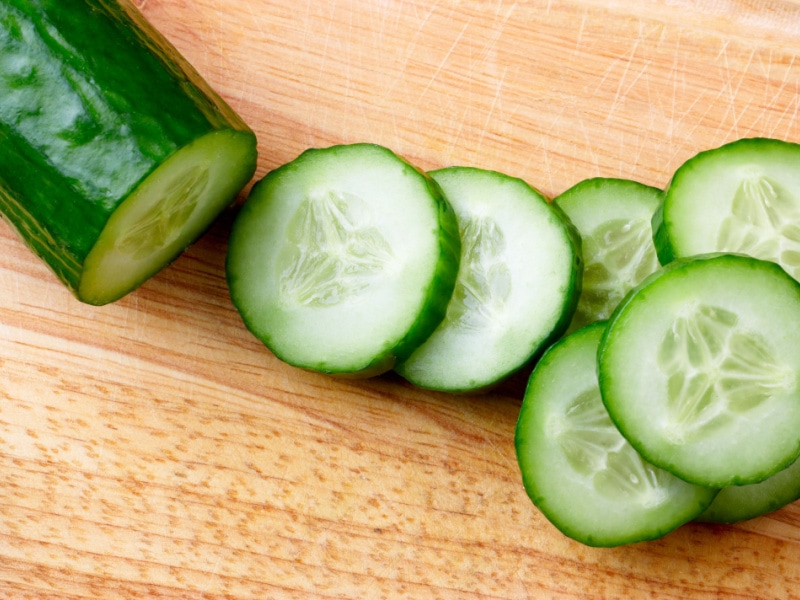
top-left (78, 129), bottom-right (257, 305)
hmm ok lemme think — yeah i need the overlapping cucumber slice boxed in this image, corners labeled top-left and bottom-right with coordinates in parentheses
top-left (598, 254), bottom-right (800, 488)
top-left (226, 143), bottom-right (460, 377)
top-left (698, 457), bottom-right (800, 524)
top-left (515, 322), bottom-right (717, 547)
top-left (395, 167), bottom-right (582, 392)
top-left (654, 137), bottom-right (800, 280)
top-left (554, 178), bottom-right (661, 332)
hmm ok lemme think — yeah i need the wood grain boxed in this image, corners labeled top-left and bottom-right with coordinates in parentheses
top-left (3, 0), bottom-right (800, 597)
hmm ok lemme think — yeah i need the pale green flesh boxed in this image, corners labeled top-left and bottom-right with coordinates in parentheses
top-left (599, 254), bottom-right (800, 487)
top-left (659, 138), bottom-right (800, 280)
top-left (555, 178), bottom-right (661, 332)
top-left (515, 323), bottom-right (716, 547)
top-left (226, 144), bottom-right (458, 375)
top-left (80, 129), bottom-right (256, 305)
top-left (395, 167), bottom-right (580, 392)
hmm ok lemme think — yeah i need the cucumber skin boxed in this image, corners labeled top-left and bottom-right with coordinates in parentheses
top-left (0, 0), bottom-right (255, 301)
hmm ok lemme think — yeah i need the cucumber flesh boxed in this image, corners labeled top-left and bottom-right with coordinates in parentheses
top-left (554, 178), bottom-right (661, 332)
top-left (598, 254), bottom-right (800, 488)
top-left (654, 137), bottom-right (800, 279)
top-left (515, 322), bottom-right (717, 547)
top-left (698, 456), bottom-right (800, 524)
top-left (226, 143), bottom-right (460, 377)
top-left (395, 167), bottom-right (582, 392)
top-left (80, 130), bottom-right (256, 305)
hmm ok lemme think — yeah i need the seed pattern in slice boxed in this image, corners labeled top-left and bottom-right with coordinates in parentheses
top-left (554, 177), bottom-right (661, 332)
top-left (446, 215), bottom-right (511, 331)
top-left (277, 189), bottom-right (394, 308)
top-left (580, 216), bottom-right (659, 324)
top-left (556, 387), bottom-right (670, 507)
top-left (717, 173), bottom-right (800, 279)
top-left (598, 253), bottom-right (800, 487)
top-left (657, 303), bottom-right (794, 443)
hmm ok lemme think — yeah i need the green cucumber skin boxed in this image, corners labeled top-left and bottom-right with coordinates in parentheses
top-left (392, 166), bottom-right (461, 363)
top-left (0, 0), bottom-right (255, 298)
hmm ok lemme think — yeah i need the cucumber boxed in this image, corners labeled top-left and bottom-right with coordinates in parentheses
top-left (698, 456), bottom-right (800, 524)
top-left (0, 0), bottom-right (257, 304)
top-left (598, 254), bottom-right (800, 488)
top-left (225, 143), bottom-right (461, 377)
top-left (554, 178), bottom-right (661, 332)
top-left (653, 137), bottom-right (800, 280)
top-left (395, 167), bottom-right (582, 392)
top-left (515, 322), bottom-right (717, 547)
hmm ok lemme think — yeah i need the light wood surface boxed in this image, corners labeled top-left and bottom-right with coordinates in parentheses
top-left (3, 0), bottom-right (800, 597)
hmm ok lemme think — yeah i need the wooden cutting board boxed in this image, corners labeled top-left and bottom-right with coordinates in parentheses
top-left (3, 0), bottom-right (800, 597)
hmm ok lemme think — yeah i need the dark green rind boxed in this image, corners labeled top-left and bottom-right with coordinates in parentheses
top-left (650, 196), bottom-right (674, 266)
top-left (0, 0), bottom-right (255, 301)
top-left (390, 170), bottom-right (461, 364)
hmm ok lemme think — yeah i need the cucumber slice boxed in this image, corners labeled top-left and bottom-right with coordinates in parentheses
top-left (654, 137), bottom-right (800, 279)
top-left (0, 0), bottom-right (257, 304)
top-left (226, 143), bottom-right (460, 377)
top-left (698, 456), bottom-right (800, 524)
top-left (554, 178), bottom-right (661, 332)
top-left (598, 254), bottom-right (800, 488)
top-left (515, 322), bottom-right (717, 547)
top-left (395, 167), bottom-right (582, 392)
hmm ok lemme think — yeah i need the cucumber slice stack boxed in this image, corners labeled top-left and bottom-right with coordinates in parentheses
top-left (516, 322), bottom-right (717, 547)
top-left (515, 138), bottom-right (800, 546)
